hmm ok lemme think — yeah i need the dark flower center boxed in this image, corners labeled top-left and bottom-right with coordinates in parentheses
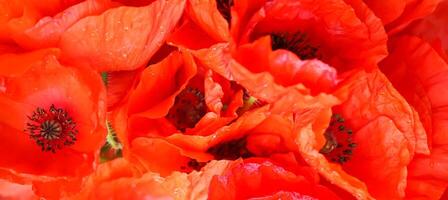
top-left (166, 87), bottom-right (207, 132)
top-left (320, 114), bottom-right (356, 164)
top-left (207, 137), bottom-right (254, 160)
top-left (271, 33), bottom-right (321, 60)
top-left (216, 0), bottom-right (234, 24)
top-left (25, 104), bottom-right (78, 153)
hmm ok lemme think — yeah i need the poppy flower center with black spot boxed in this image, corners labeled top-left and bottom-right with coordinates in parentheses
top-left (320, 114), bottom-right (356, 164)
top-left (25, 104), bottom-right (78, 153)
top-left (271, 32), bottom-right (321, 60)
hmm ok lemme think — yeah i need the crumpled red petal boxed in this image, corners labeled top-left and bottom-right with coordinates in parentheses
top-left (404, 0), bottom-right (448, 58)
top-left (68, 158), bottom-right (232, 200)
top-left (386, 0), bottom-right (442, 34)
top-left (14, 0), bottom-right (116, 49)
top-left (248, 0), bottom-right (388, 72)
top-left (59, 0), bottom-right (186, 71)
top-left (0, 0), bottom-right (83, 43)
top-left (360, 0), bottom-right (407, 24)
top-left (0, 48), bottom-right (60, 77)
top-left (233, 36), bottom-right (337, 93)
top-left (208, 159), bottom-right (341, 199)
top-left (380, 35), bottom-right (448, 199)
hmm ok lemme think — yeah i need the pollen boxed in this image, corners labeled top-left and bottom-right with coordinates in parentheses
top-left (166, 86), bottom-right (207, 132)
top-left (320, 114), bottom-right (356, 164)
top-left (25, 104), bottom-right (78, 153)
top-left (271, 32), bottom-right (321, 60)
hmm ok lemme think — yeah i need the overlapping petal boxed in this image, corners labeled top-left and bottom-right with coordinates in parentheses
top-left (14, 0), bottom-right (116, 49)
top-left (232, 0), bottom-right (388, 72)
top-left (359, 0), bottom-right (441, 34)
top-left (0, 0), bottom-right (83, 43)
top-left (380, 36), bottom-right (448, 199)
top-left (59, 0), bottom-right (186, 71)
top-left (209, 159), bottom-right (341, 199)
top-left (68, 157), bottom-right (232, 200)
top-left (296, 69), bottom-right (428, 199)
top-left (404, 0), bottom-right (448, 57)
top-left (168, 0), bottom-right (230, 49)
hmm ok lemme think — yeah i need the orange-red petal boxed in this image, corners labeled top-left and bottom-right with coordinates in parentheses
top-left (251, 0), bottom-right (388, 71)
top-left (59, 0), bottom-right (186, 71)
top-left (15, 0), bottom-right (115, 49)
top-left (380, 36), bottom-right (448, 199)
top-left (209, 159), bottom-right (341, 199)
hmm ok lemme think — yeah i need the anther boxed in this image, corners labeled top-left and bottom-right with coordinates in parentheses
top-left (320, 114), bottom-right (357, 164)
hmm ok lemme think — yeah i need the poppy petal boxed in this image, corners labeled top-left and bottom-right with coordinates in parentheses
top-left (59, 0), bottom-right (186, 71)
top-left (187, 0), bottom-right (230, 42)
top-left (334, 69), bottom-right (427, 198)
top-left (0, 48), bottom-right (60, 77)
top-left (380, 36), bottom-right (448, 199)
top-left (0, 0), bottom-right (83, 42)
top-left (208, 159), bottom-right (341, 199)
top-left (168, 0), bottom-right (230, 49)
top-left (0, 179), bottom-right (37, 200)
top-left (404, 0), bottom-right (448, 61)
top-left (233, 36), bottom-right (337, 93)
top-left (386, 0), bottom-right (441, 34)
top-left (15, 0), bottom-right (115, 49)
top-left (360, 0), bottom-right (407, 24)
top-left (253, 0), bottom-right (387, 71)
top-left (70, 158), bottom-right (232, 200)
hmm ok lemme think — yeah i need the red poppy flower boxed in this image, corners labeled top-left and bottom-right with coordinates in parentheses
top-left (380, 36), bottom-right (448, 199)
top-left (171, 0), bottom-right (388, 83)
top-left (230, 0), bottom-right (387, 71)
top-left (109, 40), bottom-right (341, 180)
top-left (0, 50), bottom-right (106, 187)
top-left (186, 0), bottom-right (387, 96)
top-left (110, 49), bottom-right (249, 174)
top-left (294, 68), bottom-right (428, 199)
top-left (112, 50), bottom-right (241, 146)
